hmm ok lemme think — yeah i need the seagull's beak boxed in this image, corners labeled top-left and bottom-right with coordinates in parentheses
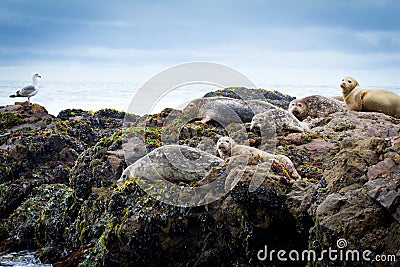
top-left (38, 75), bottom-right (42, 78)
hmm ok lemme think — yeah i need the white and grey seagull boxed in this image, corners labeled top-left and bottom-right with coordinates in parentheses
top-left (9, 73), bottom-right (42, 104)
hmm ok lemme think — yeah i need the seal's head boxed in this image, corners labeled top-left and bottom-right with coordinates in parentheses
top-left (288, 99), bottom-right (308, 120)
top-left (182, 98), bottom-right (203, 117)
top-left (250, 113), bottom-right (264, 131)
top-left (216, 136), bottom-right (235, 158)
top-left (340, 76), bottom-right (359, 96)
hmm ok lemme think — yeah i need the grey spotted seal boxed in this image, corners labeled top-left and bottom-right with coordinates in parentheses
top-left (216, 136), bottom-right (301, 179)
top-left (183, 96), bottom-right (277, 125)
top-left (117, 145), bottom-right (223, 186)
top-left (250, 109), bottom-right (309, 134)
top-left (340, 76), bottom-right (400, 118)
top-left (288, 95), bottom-right (345, 121)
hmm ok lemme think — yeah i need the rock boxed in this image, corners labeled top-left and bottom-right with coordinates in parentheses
top-left (67, 162), bottom-right (308, 266)
top-left (323, 137), bottom-right (387, 191)
top-left (364, 142), bottom-right (400, 222)
top-left (203, 87), bottom-right (295, 109)
top-left (69, 132), bottom-right (124, 200)
top-left (300, 138), bottom-right (338, 152)
top-left (1, 92), bottom-right (400, 266)
top-left (1, 184), bottom-right (78, 252)
top-left (310, 188), bottom-right (399, 265)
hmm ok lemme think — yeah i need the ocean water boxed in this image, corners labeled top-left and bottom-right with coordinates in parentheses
top-left (1, 80), bottom-right (399, 116)
top-left (0, 250), bottom-right (52, 267)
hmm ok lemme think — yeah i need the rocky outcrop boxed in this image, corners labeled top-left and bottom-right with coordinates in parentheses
top-left (1, 93), bottom-right (399, 266)
top-left (203, 87), bottom-right (295, 109)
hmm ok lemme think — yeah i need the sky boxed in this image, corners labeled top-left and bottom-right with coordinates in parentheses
top-left (0, 0), bottom-right (400, 86)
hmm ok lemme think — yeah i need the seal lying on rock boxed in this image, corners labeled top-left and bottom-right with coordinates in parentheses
top-left (250, 109), bottom-right (309, 134)
top-left (117, 145), bottom-right (223, 186)
top-left (216, 137), bottom-right (301, 179)
top-left (288, 95), bottom-right (345, 121)
top-left (340, 76), bottom-right (400, 118)
top-left (183, 96), bottom-right (277, 125)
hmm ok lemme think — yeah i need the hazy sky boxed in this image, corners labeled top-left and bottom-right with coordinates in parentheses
top-left (0, 0), bottom-right (400, 86)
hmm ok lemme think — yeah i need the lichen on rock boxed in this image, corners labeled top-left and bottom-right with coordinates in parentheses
top-left (1, 90), bottom-right (399, 266)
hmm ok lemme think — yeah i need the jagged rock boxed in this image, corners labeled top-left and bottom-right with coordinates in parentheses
top-left (1, 184), bottom-right (78, 252)
top-left (1, 91), bottom-right (400, 266)
top-left (310, 188), bottom-right (399, 265)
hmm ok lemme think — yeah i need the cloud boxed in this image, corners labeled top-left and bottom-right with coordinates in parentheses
top-left (1, 0), bottom-right (400, 85)
top-left (356, 31), bottom-right (400, 47)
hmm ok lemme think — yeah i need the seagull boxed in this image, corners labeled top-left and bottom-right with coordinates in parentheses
top-left (9, 73), bottom-right (42, 104)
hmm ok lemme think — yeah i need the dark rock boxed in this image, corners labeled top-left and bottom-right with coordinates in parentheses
top-left (1, 92), bottom-right (400, 266)
top-left (1, 184), bottom-right (78, 251)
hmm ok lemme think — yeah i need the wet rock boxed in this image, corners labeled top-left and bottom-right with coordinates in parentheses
top-left (70, 164), bottom-right (308, 266)
top-left (69, 131), bottom-right (125, 200)
top-left (1, 93), bottom-right (400, 266)
top-left (1, 184), bottom-right (78, 251)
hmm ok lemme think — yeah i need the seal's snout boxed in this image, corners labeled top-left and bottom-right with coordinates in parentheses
top-left (217, 137), bottom-right (232, 151)
top-left (292, 110), bottom-right (300, 116)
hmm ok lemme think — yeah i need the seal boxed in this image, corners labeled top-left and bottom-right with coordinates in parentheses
top-left (340, 76), bottom-right (400, 118)
top-left (288, 95), bottom-right (345, 121)
top-left (250, 109), bottom-right (309, 134)
top-left (117, 145), bottom-right (223, 186)
top-left (183, 96), bottom-right (277, 125)
top-left (216, 136), bottom-right (301, 179)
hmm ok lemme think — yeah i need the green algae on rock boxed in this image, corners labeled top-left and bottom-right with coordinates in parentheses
top-left (0, 90), bottom-right (400, 266)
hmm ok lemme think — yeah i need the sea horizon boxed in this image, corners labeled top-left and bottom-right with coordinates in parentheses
top-left (1, 80), bottom-right (399, 116)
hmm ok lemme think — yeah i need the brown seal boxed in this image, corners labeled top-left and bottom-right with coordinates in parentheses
top-left (216, 137), bottom-right (301, 179)
top-left (288, 95), bottom-right (345, 121)
top-left (250, 109), bottom-right (309, 134)
top-left (340, 76), bottom-right (400, 118)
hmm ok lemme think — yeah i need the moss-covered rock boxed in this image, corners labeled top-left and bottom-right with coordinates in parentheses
top-left (1, 184), bottom-right (78, 251)
top-left (1, 90), bottom-right (400, 266)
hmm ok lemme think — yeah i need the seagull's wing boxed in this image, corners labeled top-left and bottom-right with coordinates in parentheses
top-left (18, 85), bottom-right (36, 97)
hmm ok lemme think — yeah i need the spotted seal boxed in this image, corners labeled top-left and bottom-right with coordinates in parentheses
top-left (288, 95), bottom-right (345, 121)
top-left (250, 109), bottom-right (309, 134)
top-left (216, 136), bottom-right (301, 179)
top-left (117, 145), bottom-right (223, 186)
top-left (183, 96), bottom-right (277, 125)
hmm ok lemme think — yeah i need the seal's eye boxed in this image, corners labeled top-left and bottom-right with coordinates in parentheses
top-left (348, 80), bottom-right (352, 84)
top-left (298, 103), bottom-right (303, 107)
